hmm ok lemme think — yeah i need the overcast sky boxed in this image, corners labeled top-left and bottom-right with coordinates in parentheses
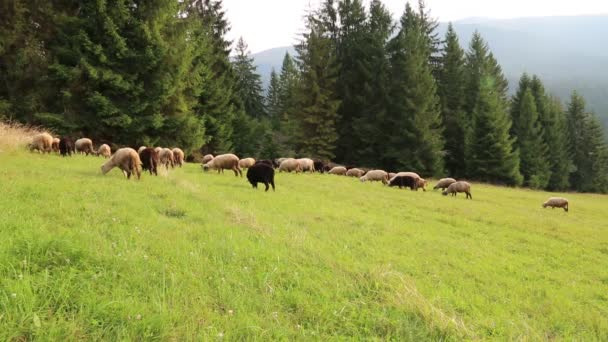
top-left (223, 0), bottom-right (608, 53)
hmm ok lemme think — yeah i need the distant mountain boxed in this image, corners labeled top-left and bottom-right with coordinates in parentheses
top-left (252, 15), bottom-right (608, 130)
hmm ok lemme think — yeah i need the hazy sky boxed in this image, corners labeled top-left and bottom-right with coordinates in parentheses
top-left (223, 0), bottom-right (608, 53)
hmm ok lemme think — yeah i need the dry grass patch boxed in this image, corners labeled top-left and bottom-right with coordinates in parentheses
top-left (0, 121), bottom-right (51, 153)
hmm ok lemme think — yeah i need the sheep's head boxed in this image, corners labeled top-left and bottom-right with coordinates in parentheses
top-left (100, 162), bottom-right (112, 175)
top-left (542, 202), bottom-right (548, 208)
top-left (202, 164), bottom-right (210, 172)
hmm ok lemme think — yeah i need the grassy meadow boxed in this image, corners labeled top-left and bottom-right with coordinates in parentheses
top-left (1, 147), bottom-right (608, 340)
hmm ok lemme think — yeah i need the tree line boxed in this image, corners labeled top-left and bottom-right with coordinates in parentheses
top-left (1, 0), bottom-right (607, 193)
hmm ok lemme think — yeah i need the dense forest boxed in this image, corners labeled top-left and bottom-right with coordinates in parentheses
top-left (1, 0), bottom-right (607, 193)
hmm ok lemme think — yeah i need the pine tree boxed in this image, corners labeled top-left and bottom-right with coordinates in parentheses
top-left (273, 53), bottom-right (300, 156)
top-left (232, 37), bottom-right (266, 119)
top-left (293, 13), bottom-right (341, 160)
top-left (438, 23), bottom-right (467, 177)
top-left (266, 69), bottom-right (282, 128)
top-left (468, 76), bottom-right (523, 185)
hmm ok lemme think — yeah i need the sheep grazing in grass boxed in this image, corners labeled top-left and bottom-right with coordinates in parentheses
top-left (328, 166), bottom-right (347, 175)
top-left (138, 146), bottom-right (147, 154)
top-left (360, 170), bottom-right (389, 184)
top-left (388, 175), bottom-right (418, 190)
top-left (97, 144), bottom-right (111, 158)
top-left (139, 147), bottom-right (160, 176)
top-left (442, 181), bottom-right (472, 199)
top-left (323, 162), bottom-right (341, 172)
top-left (297, 158), bottom-right (316, 173)
top-left (101, 148), bottom-right (141, 180)
top-left (172, 148), bottom-right (185, 168)
top-left (75, 138), bottom-right (95, 156)
top-left (239, 157), bottom-right (256, 169)
top-left (434, 178), bottom-right (456, 191)
top-left (159, 148), bottom-right (174, 170)
top-left (202, 153), bottom-right (242, 177)
top-left (543, 197), bottom-right (568, 212)
top-left (29, 133), bottom-right (53, 154)
top-left (247, 163), bottom-right (275, 192)
top-left (278, 158), bottom-right (301, 173)
top-left (346, 168), bottom-right (365, 178)
top-left (202, 154), bottom-right (214, 164)
top-left (51, 137), bottom-right (60, 152)
top-left (59, 137), bottom-right (74, 157)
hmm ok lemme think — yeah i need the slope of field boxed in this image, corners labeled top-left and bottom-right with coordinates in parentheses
top-left (1, 151), bottom-right (607, 340)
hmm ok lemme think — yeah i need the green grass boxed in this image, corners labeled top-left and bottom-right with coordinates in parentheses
top-left (1, 150), bottom-right (607, 340)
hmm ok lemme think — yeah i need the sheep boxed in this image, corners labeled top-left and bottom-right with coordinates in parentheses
top-left (100, 148), bottom-right (141, 180)
top-left (29, 133), bottom-right (53, 154)
top-left (417, 178), bottom-right (427, 192)
top-left (390, 171), bottom-right (421, 181)
top-left (388, 175), bottom-right (418, 190)
top-left (390, 172), bottom-right (425, 191)
top-left (297, 158), bottom-right (316, 173)
top-left (139, 147), bottom-right (160, 176)
top-left (138, 146), bottom-right (147, 154)
top-left (246, 163), bottom-right (275, 192)
top-left (433, 178), bottom-right (456, 191)
top-left (328, 166), bottom-right (347, 175)
top-left (442, 181), bottom-right (472, 199)
top-left (52, 137), bottom-right (60, 152)
top-left (59, 137), bottom-right (74, 157)
top-left (97, 144), bottom-right (111, 158)
top-left (172, 148), bottom-right (185, 168)
top-left (278, 158), bottom-right (301, 173)
top-left (313, 159), bottom-right (325, 173)
top-left (542, 197), bottom-right (568, 212)
top-left (202, 154), bottom-right (214, 164)
top-left (75, 138), bottom-right (95, 156)
top-left (159, 148), bottom-right (175, 170)
top-left (239, 157), bottom-right (256, 169)
top-left (346, 168), bottom-right (365, 178)
top-left (323, 162), bottom-right (341, 172)
top-left (202, 153), bottom-right (242, 177)
top-left (360, 170), bottom-right (389, 184)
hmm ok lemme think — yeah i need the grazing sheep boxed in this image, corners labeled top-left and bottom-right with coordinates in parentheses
top-left (323, 162), bottom-right (341, 172)
top-left (159, 148), bottom-right (175, 170)
top-left (97, 144), bottom-right (111, 158)
top-left (29, 133), bottom-right (53, 154)
top-left (542, 197), bottom-right (568, 212)
top-left (101, 148), bottom-right (141, 180)
top-left (388, 175), bottom-right (418, 190)
top-left (239, 157), bottom-right (256, 169)
top-left (139, 147), bottom-right (160, 176)
top-left (433, 178), bottom-right (457, 191)
top-left (75, 138), bottom-right (95, 156)
top-left (442, 181), bottom-right (472, 199)
top-left (313, 159), bottom-right (325, 173)
top-left (58, 137), bottom-right (74, 157)
top-left (138, 146), bottom-right (147, 154)
top-left (360, 170), bottom-right (389, 184)
top-left (328, 166), bottom-right (347, 175)
top-left (390, 171), bottom-right (421, 181)
top-left (297, 158), bottom-right (316, 173)
top-left (52, 137), bottom-right (60, 152)
top-left (346, 168), bottom-right (365, 178)
top-left (247, 163), bottom-right (275, 192)
top-left (202, 153), bottom-right (242, 177)
top-left (278, 158), bottom-right (301, 173)
top-left (202, 154), bottom-right (214, 164)
top-left (172, 148), bottom-right (185, 167)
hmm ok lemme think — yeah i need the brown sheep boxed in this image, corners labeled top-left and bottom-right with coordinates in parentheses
top-left (433, 178), bottom-right (457, 191)
top-left (297, 158), bottom-right (316, 173)
top-left (278, 158), bottom-right (301, 173)
top-left (139, 147), bottom-right (160, 176)
top-left (442, 181), bottom-right (472, 199)
top-left (101, 148), bottom-right (141, 180)
top-left (159, 148), bottom-right (175, 170)
top-left (172, 148), bottom-right (185, 168)
top-left (239, 157), bottom-right (256, 169)
top-left (75, 138), bottom-right (95, 155)
top-left (360, 170), bottom-right (389, 184)
top-left (97, 144), bottom-right (111, 158)
top-left (202, 154), bottom-right (214, 164)
top-left (346, 168), bottom-right (365, 178)
top-left (543, 197), bottom-right (568, 212)
top-left (29, 133), bottom-right (54, 154)
top-left (51, 137), bottom-right (60, 152)
top-left (328, 166), bottom-right (347, 175)
top-left (202, 153), bottom-right (242, 177)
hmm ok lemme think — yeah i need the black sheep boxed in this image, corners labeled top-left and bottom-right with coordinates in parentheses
top-left (246, 163), bottom-right (275, 192)
top-left (139, 147), bottom-right (160, 176)
top-left (388, 175), bottom-right (418, 190)
top-left (313, 159), bottom-right (325, 173)
top-left (58, 137), bottom-right (75, 157)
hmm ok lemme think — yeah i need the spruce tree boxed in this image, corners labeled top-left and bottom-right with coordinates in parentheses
top-left (274, 53), bottom-right (300, 156)
top-left (232, 37), bottom-right (266, 119)
top-left (266, 69), bottom-right (282, 128)
top-left (438, 23), bottom-right (467, 177)
top-left (293, 13), bottom-right (341, 160)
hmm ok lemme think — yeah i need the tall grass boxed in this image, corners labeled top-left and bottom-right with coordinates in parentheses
top-left (0, 121), bottom-right (50, 153)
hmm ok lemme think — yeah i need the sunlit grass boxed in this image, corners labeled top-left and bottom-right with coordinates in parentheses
top-left (0, 150), bottom-right (607, 339)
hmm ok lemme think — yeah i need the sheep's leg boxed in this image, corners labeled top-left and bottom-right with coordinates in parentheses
top-left (564, 204), bottom-right (568, 212)
top-left (264, 182), bottom-right (269, 192)
top-left (467, 192), bottom-right (472, 199)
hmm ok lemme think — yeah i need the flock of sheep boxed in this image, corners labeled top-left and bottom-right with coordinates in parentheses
top-left (28, 132), bottom-right (570, 211)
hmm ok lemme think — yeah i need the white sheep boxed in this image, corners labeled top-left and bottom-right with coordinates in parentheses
top-left (543, 197), bottom-right (568, 212)
top-left (101, 148), bottom-right (142, 180)
top-left (359, 170), bottom-right (388, 184)
top-left (202, 153), bottom-right (242, 177)
top-left (75, 138), bottom-right (95, 156)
